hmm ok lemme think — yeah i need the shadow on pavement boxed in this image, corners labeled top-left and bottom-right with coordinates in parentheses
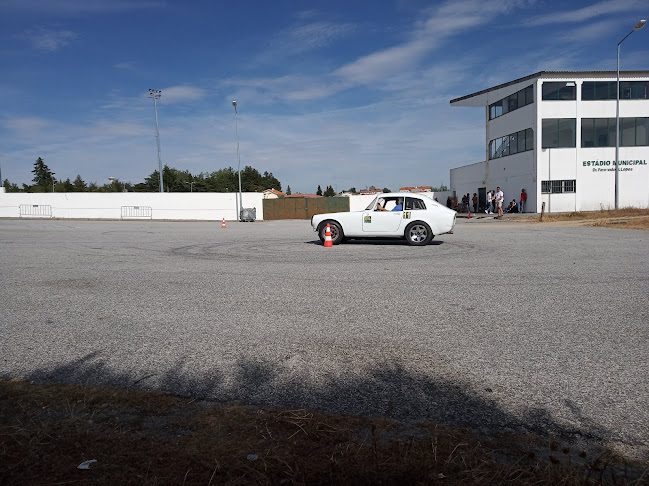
top-left (306, 239), bottom-right (444, 246)
top-left (20, 352), bottom-right (613, 450)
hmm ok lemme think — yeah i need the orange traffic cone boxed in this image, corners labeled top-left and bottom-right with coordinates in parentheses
top-left (468, 210), bottom-right (471, 219)
top-left (221, 218), bottom-right (226, 228)
top-left (324, 223), bottom-right (333, 247)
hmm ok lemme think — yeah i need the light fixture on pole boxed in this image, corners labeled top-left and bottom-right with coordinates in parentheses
top-left (185, 181), bottom-right (195, 192)
top-left (148, 89), bottom-right (164, 193)
top-left (232, 100), bottom-right (243, 221)
top-left (615, 19), bottom-right (646, 209)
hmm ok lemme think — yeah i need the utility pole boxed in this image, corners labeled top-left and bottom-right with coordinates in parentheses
top-left (148, 89), bottom-right (164, 193)
top-left (232, 100), bottom-right (243, 220)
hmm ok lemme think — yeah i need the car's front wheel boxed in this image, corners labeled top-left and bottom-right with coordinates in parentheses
top-left (405, 221), bottom-right (432, 246)
top-left (318, 221), bottom-right (344, 245)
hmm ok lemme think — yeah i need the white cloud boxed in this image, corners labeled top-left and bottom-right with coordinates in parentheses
top-left (159, 86), bottom-right (207, 104)
top-left (525, 0), bottom-right (643, 26)
top-left (556, 18), bottom-right (624, 42)
top-left (114, 61), bottom-right (137, 70)
top-left (333, 0), bottom-right (530, 86)
top-left (2, 117), bottom-right (49, 132)
top-left (25, 26), bottom-right (77, 51)
top-left (271, 20), bottom-right (356, 55)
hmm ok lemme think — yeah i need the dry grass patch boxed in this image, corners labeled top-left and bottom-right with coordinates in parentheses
top-left (1, 379), bottom-right (646, 485)
top-left (536, 208), bottom-right (649, 229)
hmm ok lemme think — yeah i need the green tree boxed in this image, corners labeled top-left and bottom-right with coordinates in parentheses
top-left (431, 183), bottom-right (448, 191)
top-left (3, 179), bottom-right (20, 192)
top-left (205, 167), bottom-right (238, 192)
top-left (54, 178), bottom-right (74, 192)
top-left (323, 185), bottom-right (336, 197)
top-left (132, 164), bottom-right (283, 193)
top-left (31, 157), bottom-right (56, 191)
top-left (316, 185), bottom-right (323, 196)
top-left (72, 175), bottom-right (87, 192)
top-left (383, 187), bottom-right (391, 193)
top-left (286, 185), bottom-right (292, 195)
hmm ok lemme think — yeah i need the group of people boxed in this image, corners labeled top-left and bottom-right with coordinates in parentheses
top-left (446, 188), bottom-right (528, 217)
top-left (485, 188), bottom-right (527, 216)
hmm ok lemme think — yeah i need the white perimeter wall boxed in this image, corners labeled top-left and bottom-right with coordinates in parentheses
top-left (0, 192), bottom-right (265, 220)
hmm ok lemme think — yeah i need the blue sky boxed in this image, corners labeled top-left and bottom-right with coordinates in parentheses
top-left (1, 0), bottom-right (647, 193)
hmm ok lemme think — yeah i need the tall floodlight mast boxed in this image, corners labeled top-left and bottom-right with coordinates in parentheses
top-left (148, 89), bottom-right (164, 193)
top-left (232, 100), bottom-right (243, 221)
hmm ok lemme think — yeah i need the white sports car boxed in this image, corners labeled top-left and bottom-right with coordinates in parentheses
top-left (311, 193), bottom-right (456, 246)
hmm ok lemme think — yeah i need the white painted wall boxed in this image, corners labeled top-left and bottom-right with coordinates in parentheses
top-left (0, 192), bottom-right (265, 220)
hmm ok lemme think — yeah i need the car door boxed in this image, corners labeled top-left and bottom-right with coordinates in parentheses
top-left (362, 198), bottom-right (403, 233)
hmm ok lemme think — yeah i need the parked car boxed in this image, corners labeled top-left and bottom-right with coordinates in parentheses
top-left (311, 193), bottom-right (456, 246)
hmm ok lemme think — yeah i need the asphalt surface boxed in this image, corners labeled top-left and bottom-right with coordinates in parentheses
top-left (1, 218), bottom-right (647, 456)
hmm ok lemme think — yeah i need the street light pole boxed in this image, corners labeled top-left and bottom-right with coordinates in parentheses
top-left (232, 100), bottom-right (243, 221)
top-left (615, 19), bottom-right (646, 209)
top-left (148, 89), bottom-right (164, 193)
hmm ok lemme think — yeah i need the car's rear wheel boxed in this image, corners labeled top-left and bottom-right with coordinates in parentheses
top-left (318, 221), bottom-right (344, 245)
top-left (405, 222), bottom-right (432, 246)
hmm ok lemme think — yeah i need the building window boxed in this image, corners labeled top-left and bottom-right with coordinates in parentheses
top-left (542, 118), bottom-right (576, 148)
top-left (621, 117), bottom-right (649, 146)
top-left (489, 128), bottom-right (534, 159)
top-left (489, 85), bottom-right (534, 120)
top-left (541, 180), bottom-right (576, 194)
top-left (582, 117), bottom-right (649, 147)
top-left (582, 118), bottom-right (616, 147)
top-left (542, 82), bottom-right (576, 100)
top-left (581, 81), bottom-right (649, 100)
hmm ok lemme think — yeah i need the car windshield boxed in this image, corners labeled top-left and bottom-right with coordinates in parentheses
top-left (365, 197), bottom-right (378, 211)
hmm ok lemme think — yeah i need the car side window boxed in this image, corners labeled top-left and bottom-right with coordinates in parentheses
top-left (405, 197), bottom-right (426, 210)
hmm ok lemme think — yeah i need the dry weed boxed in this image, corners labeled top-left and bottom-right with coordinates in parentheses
top-left (534, 208), bottom-right (649, 229)
top-left (1, 379), bottom-right (646, 485)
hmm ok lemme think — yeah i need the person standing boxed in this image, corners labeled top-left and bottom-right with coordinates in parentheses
top-left (485, 190), bottom-right (492, 214)
top-left (495, 186), bottom-right (504, 217)
top-left (472, 193), bottom-right (478, 213)
top-left (520, 188), bottom-right (527, 213)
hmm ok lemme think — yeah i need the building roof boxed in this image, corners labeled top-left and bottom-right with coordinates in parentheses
top-left (399, 186), bottom-right (432, 192)
top-left (263, 188), bottom-right (285, 196)
top-left (450, 70), bottom-right (649, 107)
top-left (285, 193), bottom-right (323, 198)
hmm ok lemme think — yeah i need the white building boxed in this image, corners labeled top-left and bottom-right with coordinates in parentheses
top-left (449, 71), bottom-right (649, 213)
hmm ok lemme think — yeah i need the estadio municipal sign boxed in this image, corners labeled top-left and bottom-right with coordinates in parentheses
top-left (583, 160), bottom-right (647, 172)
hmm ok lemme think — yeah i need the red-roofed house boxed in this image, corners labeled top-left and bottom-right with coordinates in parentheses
top-left (262, 188), bottom-right (286, 199)
top-left (399, 186), bottom-right (432, 193)
top-left (285, 193), bottom-right (323, 198)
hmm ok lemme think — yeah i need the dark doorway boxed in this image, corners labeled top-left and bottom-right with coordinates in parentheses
top-left (478, 187), bottom-right (487, 212)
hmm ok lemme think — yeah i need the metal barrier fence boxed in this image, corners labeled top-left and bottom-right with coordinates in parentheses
top-left (19, 204), bottom-right (52, 218)
top-left (121, 206), bottom-right (153, 219)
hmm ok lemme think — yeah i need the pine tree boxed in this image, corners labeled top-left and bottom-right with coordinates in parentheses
top-left (31, 157), bottom-right (56, 191)
top-left (316, 185), bottom-right (322, 196)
